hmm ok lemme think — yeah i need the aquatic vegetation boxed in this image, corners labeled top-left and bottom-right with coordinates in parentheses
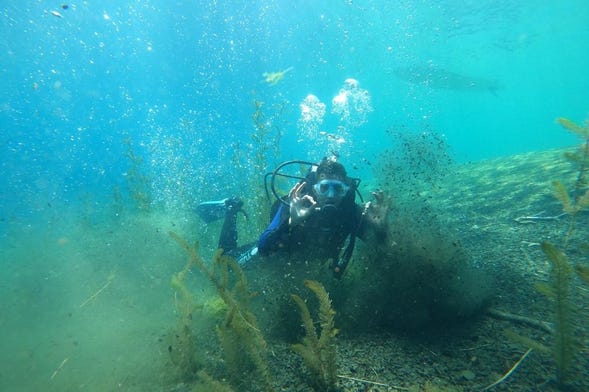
top-left (553, 117), bottom-right (589, 250)
top-left (247, 99), bottom-right (285, 229)
top-left (553, 117), bottom-right (589, 322)
top-left (500, 241), bottom-right (580, 388)
top-left (507, 116), bottom-right (589, 388)
top-left (577, 265), bottom-right (589, 284)
top-left (169, 232), bottom-right (274, 392)
top-left (251, 100), bottom-right (277, 178)
top-left (192, 370), bottom-right (235, 392)
top-left (536, 242), bottom-right (576, 385)
top-left (291, 280), bottom-right (338, 392)
top-left (168, 244), bottom-right (206, 382)
top-left (168, 236), bottom-right (341, 391)
top-left (122, 137), bottom-right (152, 212)
top-left (540, 116), bottom-right (589, 385)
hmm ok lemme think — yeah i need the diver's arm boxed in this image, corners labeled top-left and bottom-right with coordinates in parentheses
top-left (257, 204), bottom-right (289, 255)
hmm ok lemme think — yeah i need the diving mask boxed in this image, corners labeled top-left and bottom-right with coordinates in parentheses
top-left (313, 179), bottom-right (349, 199)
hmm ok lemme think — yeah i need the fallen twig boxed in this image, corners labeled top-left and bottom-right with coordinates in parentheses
top-left (514, 212), bottom-right (567, 224)
top-left (337, 374), bottom-right (409, 390)
top-left (80, 275), bottom-right (114, 308)
top-left (487, 308), bottom-right (554, 334)
top-left (50, 357), bottom-right (69, 380)
top-left (480, 348), bottom-right (533, 391)
top-left (459, 343), bottom-right (491, 351)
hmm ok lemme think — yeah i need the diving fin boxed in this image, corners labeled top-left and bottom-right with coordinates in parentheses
top-left (196, 198), bottom-right (231, 223)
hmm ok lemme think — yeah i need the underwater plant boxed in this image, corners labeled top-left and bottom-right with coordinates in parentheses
top-left (577, 264), bottom-right (589, 284)
top-left (192, 370), bottom-right (236, 392)
top-left (291, 280), bottom-right (338, 392)
top-left (552, 117), bottom-right (589, 250)
top-left (247, 99), bottom-right (286, 230)
top-left (540, 116), bottom-right (589, 385)
top-left (502, 116), bottom-right (589, 388)
top-left (122, 137), bottom-right (152, 212)
top-left (166, 241), bottom-right (207, 382)
top-left (169, 232), bottom-right (275, 392)
top-left (535, 242), bottom-right (577, 385)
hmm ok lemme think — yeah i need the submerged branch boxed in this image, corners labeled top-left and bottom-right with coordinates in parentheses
top-left (487, 308), bottom-right (554, 334)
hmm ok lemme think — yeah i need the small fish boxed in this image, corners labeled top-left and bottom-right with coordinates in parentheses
top-left (48, 10), bottom-right (63, 18)
top-left (262, 67), bottom-right (293, 86)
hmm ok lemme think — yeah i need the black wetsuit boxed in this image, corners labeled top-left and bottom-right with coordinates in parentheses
top-left (220, 192), bottom-right (368, 276)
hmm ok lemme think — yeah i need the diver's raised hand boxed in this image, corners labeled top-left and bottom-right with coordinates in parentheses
top-left (364, 189), bottom-right (391, 229)
top-left (288, 182), bottom-right (317, 225)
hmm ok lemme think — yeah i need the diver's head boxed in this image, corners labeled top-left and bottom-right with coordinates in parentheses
top-left (312, 159), bottom-right (350, 208)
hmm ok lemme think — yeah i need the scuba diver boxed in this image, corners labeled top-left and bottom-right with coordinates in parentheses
top-left (196, 157), bottom-right (390, 278)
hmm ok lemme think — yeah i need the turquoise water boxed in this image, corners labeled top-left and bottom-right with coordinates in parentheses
top-left (1, 1), bottom-right (588, 391)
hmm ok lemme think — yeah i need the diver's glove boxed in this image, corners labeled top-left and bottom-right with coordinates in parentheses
top-left (288, 182), bottom-right (317, 225)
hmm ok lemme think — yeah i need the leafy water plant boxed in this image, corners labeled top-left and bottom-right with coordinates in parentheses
top-left (535, 242), bottom-right (576, 385)
top-left (167, 243), bottom-right (204, 382)
top-left (122, 137), bottom-right (152, 212)
top-left (192, 370), bottom-right (236, 392)
top-left (169, 231), bottom-right (274, 392)
top-left (531, 116), bottom-right (589, 386)
top-left (553, 117), bottom-right (589, 250)
top-left (541, 116), bottom-right (589, 385)
top-left (495, 117), bottom-right (589, 389)
top-left (229, 99), bottom-right (287, 240)
top-left (249, 99), bottom-right (286, 228)
top-left (291, 280), bottom-right (338, 392)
